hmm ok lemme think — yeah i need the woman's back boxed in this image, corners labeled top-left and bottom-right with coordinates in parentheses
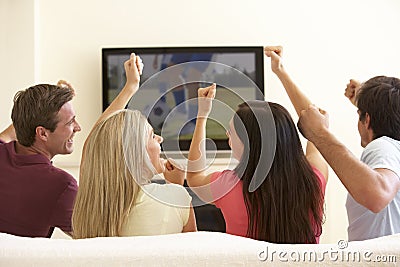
top-left (121, 183), bottom-right (192, 236)
top-left (210, 167), bottom-right (326, 243)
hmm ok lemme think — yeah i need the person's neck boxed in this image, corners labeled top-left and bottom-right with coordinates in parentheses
top-left (14, 141), bottom-right (52, 160)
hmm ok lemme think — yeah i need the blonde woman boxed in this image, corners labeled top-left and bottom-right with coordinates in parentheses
top-left (72, 53), bottom-right (196, 238)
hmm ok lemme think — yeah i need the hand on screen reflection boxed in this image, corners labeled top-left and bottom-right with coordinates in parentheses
top-left (197, 83), bottom-right (216, 118)
top-left (152, 55), bottom-right (159, 69)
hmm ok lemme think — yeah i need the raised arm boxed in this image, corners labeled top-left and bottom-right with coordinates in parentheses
top-left (298, 106), bottom-right (400, 213)
top-left (82, 53), bottom-right (143, 156)
top-left (182, 204), bottom-right (197, 233)
top-left (0, 124), bottom-right (16, 143)
top-left (186, 84), bottom-right (216, 201)
top-left (95, 53), bottom-right (143, 126)
top-left (264, 46), bottom-right (311, 115)
top-left (264, 46), bottom-right (328, 180)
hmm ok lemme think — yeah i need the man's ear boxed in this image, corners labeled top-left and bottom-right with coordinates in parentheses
top-left (36, 126), bottom-right (49, 142)
top-left (364, 113), bottom-right (371, 129)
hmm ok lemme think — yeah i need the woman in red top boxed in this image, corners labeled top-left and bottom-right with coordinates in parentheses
top-left (187, 46), bottom-right (328, 244)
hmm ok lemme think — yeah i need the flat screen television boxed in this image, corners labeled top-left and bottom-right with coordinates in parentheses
top-left (102, 46), bottom-right (265, 156)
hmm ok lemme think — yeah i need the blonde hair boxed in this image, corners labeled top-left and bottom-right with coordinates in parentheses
top-left (72, 110), bottom-right (155, 238)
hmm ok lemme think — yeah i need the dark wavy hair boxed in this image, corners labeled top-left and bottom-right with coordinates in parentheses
top-left (233, 101), bottom-right (324, 244)
top-left (356, 76), bottom-right (400, 141)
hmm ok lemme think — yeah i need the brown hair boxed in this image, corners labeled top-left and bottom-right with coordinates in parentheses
top-left (234, 101), bottom-right (324, 243)
top-left (356, 76), bottom-right (400, 141)
top-left (11, 84), bottom-right (75, 146)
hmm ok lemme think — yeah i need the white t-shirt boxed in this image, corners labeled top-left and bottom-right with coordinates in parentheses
top-left (346, 136), bottom-right (400, 241)
top-left (121, 183), bottom-right (192, 236)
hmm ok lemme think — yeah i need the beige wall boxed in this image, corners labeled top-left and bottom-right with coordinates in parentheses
top-left (2, 0), bottom-right (400, 243)
top-left (0, 0), bottom-right (35, 127)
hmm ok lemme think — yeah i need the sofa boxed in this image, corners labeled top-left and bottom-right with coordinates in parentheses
top-left (0, 231), bottom-right (399, 266)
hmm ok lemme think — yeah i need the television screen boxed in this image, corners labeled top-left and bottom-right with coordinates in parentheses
top-left (102, 47), bottom-right (265, 155)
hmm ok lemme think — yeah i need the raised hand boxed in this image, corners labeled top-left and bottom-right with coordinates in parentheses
top-left (124, 53), bottom-right (144, 93)
top-left (164, 158), bottom-right (186, 185)
top-left (298, 104), bottom-right (329, 141)
top-left (197, 83), bottom-right (216, 118)
top-left (92, 53), bottom-right (144, 127)
top-left (264, 46), bottom-right (284, 74)
top-left (344, 79), bottom-right (362, 106)
top-left (56, 80), bottom-right (75, 94)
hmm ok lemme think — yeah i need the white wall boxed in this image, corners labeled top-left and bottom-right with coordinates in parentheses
top-left (0, 0), bottom-right (35, 128)
top-left (2, 0), bottom-right (400, 243)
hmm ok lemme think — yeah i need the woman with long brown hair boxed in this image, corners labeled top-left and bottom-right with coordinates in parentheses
top-left (186, 46), bottom-right (328, 243)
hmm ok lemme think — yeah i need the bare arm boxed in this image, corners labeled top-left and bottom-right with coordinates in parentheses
top-left (186, 84), bottom-right (216, 202)
top-left (265, 46), bottom-right (328, 180)
top-left (182, 205), bottom-right (197, 232)
top-left (84, 54), bottom-right (142, 142)
top-left (298, 105), bottom-right (400, 212)
top-left (264, 46), bottom-right (311, 116)
top-left (81, 53), bottom-right (143, 162)
top-left (95, 53), bottom-right (143, 126)
top-left (187, 117), bottom-right (210, 187)
top-left (0, 124), bottom-right (16, 143)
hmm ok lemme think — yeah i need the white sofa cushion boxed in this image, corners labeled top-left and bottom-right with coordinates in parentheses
top-left (0, 231), bottom-right (399, 266)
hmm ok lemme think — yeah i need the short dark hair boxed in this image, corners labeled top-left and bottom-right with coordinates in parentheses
top-left (356, 76), bottom-right (400, 141)
top-left (11, 84), bottom-right (75, 146)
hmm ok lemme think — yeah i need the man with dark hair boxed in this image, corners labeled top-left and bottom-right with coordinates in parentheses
top-left (298, 75), bottom-right (400, 241)
top-left (0, 81), bottom-right (81, 238)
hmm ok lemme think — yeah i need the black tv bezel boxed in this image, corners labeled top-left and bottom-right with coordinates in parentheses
top-left (102, 46), bottom-right (265, 151)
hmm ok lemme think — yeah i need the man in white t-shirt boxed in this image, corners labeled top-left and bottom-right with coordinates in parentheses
top-left (297, 76), bottom-right (400, 241)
